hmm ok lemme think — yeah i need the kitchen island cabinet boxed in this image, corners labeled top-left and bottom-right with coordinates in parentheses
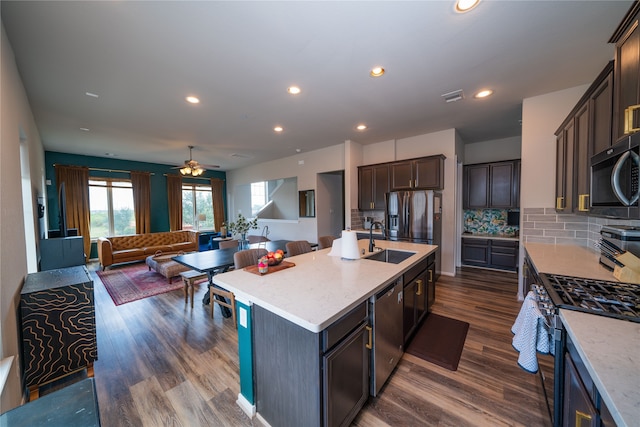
top-left (213, 240), bottom-right (437, 427)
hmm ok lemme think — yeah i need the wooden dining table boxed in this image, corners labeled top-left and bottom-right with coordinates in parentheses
top-left (172, 240), bottom-right (291, 313)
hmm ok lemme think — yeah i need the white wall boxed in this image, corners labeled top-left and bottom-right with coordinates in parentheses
top-left (226, 144), bottom-right (346, 243)
top-left (464, 136), bottom-right (521, 164)
top-left (1, 23), bottom-right (47, 410)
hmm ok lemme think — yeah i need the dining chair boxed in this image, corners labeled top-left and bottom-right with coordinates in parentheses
top-left (286, 240), bottom-right (313, 257)
top-left (318, 235), bottom-right (335, 250)
top-left (209, 248), bottom-right (269, 328)
top-left (248, 235), bottom-right (270, 244)
top-left (234, 248), bottom-right (268, 269)
top-left (218, 239), bottom-right (238, 249)
top-left (210, 285), bottom-right (237, 327)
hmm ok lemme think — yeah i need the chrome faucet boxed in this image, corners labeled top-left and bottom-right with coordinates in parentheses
top-left (369, 221), bottom-right (385, 252)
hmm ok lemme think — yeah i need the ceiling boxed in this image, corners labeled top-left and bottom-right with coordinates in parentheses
top-left (1, 1), bottom-right (633, 171)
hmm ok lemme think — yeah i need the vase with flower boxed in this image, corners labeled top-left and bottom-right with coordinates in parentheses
top-left (223, 213), bottom-right (258, 250)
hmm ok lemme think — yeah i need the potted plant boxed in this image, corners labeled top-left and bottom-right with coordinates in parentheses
top-left (223, 213), bottom-right (258, 249)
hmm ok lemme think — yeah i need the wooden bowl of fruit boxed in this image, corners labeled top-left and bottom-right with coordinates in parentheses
top-left (261, 249), bottom-right (285, 266)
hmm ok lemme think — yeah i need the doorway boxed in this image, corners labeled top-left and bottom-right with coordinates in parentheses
top-left (316, 171), bottom-right (344, 238)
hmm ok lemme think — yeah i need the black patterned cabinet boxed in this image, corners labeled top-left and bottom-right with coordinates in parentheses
top-left (20, 266), bottom-right (97, 400)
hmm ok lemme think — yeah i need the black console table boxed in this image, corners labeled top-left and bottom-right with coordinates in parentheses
top-left (39, 236), bottom-right (85, 271)
top-left (20, 266), bottom-right (97, 400)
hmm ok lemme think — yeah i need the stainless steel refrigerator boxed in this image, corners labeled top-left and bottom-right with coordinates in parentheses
top-left (385, 190), bottom-right (442, 278)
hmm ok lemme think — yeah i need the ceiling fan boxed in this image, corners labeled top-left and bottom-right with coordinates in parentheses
top-left (174, 145), bottom-right (219, 176)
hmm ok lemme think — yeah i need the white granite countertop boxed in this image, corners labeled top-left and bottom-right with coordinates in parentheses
top-left (560, 310), bottom-right (639, 427)
top-left (461, 233), bottom-right (519, 241)
top-left (212, 239), bottom-right (436, 332)
top-left (525, 242), bottom-right (639, 426)
top-left (524, 242), bottom-right (616, 282)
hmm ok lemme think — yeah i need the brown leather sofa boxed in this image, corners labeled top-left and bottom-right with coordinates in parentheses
top-left (97, 230), bottom-right (199, 270)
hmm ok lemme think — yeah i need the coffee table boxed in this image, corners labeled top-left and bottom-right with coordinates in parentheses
top-left (145, 253), bottom-right (190, 283)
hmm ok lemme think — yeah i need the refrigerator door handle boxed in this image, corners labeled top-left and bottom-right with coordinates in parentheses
top-left (403, 192), bottom-right (410, 236)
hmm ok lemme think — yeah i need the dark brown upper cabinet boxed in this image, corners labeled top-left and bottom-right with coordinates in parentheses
top-left (610, 2), bottom-right (640, 143)
top-left (555, 62), bottom-right (614, 214)
top-left (463, 159), bottom-right (520, 209)
top-left (390, 155), bottom-right (445, 191)
top-left (358, 164), bottom-right (389, 210)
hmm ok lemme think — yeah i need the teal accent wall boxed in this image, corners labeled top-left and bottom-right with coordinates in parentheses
top-left (236, 300), bottom-right (254, 404)
top-left (44, 151), bottom-right (227, 258)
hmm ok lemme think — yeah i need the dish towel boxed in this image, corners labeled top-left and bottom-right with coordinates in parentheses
top-left (511, 291), bottom-right (550, 373)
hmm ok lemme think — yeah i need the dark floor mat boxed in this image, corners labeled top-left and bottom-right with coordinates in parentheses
top-left (406, 313), bottom-right (470, 371)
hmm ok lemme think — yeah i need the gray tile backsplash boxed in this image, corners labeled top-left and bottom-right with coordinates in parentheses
top-left (521, 207), bottom-right (640, 248)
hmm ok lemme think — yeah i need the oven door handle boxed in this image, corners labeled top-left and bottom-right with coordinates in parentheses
top-left (611, 150), bottom-right (640, 206)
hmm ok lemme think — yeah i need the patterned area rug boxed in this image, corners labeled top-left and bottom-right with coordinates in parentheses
top-left (406, 313), bottom-right (470, 371)
top-left (96, 263), bottom-right (183, 306)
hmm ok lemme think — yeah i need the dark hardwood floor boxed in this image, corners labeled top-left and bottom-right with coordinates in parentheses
top-left (78, 263), bottom-right (552, 426)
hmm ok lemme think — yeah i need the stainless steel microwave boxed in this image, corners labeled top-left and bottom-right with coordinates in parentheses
top-left (590, 133), bottom-right (640, 218)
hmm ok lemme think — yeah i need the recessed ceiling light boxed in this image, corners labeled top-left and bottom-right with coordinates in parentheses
top-left (474, 89), bottom-right (493, 99)
top-left (274, 126), bottom-right (284, 132)
top-left (296, 148), bottom-right (301, 153)
top-left (85, 92), bottom-right (99, 98)
top-left (79, 127), bottom-right (90, 132)
top-left (370, 66), bottom-right (385, 77)
top-left (186, 96), bottom-right (200, 104)
top-left (287, 86), bottom-right (301, 95)
top-left (455, 0), bottom-right (480, 13)
top-left (356, 124), bottom-right (367, 131)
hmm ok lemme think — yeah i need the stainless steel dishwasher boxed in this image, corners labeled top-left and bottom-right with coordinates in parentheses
top-left (369, 278), bottom-right (404, 396)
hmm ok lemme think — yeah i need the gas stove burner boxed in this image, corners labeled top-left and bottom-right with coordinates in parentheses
top-left (539, 273), bottom-right (640, 323)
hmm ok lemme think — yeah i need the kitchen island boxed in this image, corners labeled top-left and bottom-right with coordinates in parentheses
top-left (524, 242), bottom-right (639, 427)
top-left (212, 239), bottom-right (437, 426)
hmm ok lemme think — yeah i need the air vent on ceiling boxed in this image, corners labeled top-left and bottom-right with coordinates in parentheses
top-left (230, 153), bottom-right (251, 158)
top-left (441, 89), bottom-right (464, 103)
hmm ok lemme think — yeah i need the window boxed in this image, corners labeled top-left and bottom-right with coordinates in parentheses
top-left (182, 183), bottom-right (214, 230)
top-left (251, 181), bottom-right (267, 216)
top-left (89, 179), bottom-right (135, 238)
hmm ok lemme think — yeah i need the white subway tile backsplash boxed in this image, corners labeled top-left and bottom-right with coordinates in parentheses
top-left (545, 229), bottom-right (577, 238)
top-left (523, 208), bottom-right (545, 214)
top-left (521, 207), bottom-right (640, 246)
top-left (527, 214), bottom-right (558, 222)
top-left (536, 222), bottom-right (565, 230)
top-left (564, 222), bottom-right (589, 231)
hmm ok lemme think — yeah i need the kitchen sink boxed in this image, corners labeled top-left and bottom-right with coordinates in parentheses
top-left (364, 249), bottom-right (415, 264)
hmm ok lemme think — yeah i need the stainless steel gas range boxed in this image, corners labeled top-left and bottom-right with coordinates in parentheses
top-left (529, 270), bottom-right (640, 427)
top-left (537, 274), bottom-right (640, 323)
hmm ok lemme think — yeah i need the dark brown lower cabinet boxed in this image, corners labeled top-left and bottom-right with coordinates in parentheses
top-left (563, 336), bottom-right (616, 427)
top-left (461, 238), bottom-right (490, 266)
top-left (563, 354), bottom-right (597, 427)
top-left (461, 238), bottom-right (518, 271)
